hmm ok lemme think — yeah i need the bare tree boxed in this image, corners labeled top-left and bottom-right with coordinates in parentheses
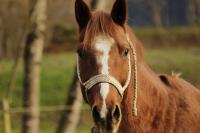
top-left (84, 0), bottom-right (114, 10)
top-left (193, 0), bottom-right (200, 24)
top-left (56, 73), bottom-right (82, 133)
top-left (22, 0), bottom-right (47, 133)
top-left (0, 0), bottom-right (28, 58)
top-left (91, 0), bottom-right (107, 10)
top-left (147, 0), bottom-right (163, 28)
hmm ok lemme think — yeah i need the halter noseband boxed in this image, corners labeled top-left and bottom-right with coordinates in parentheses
top-left (77, 34), bottom-right (138, 116)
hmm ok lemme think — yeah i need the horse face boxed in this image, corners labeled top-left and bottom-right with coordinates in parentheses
top-left (77, 33), bottom-right (130, 132)
top-left (75, 0), bottom-right (128, 132)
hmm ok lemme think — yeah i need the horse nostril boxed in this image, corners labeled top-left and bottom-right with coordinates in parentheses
top-left (112, 105), bottom-right (121, 124)
top-left (92, 106), bottom-right (101, 123)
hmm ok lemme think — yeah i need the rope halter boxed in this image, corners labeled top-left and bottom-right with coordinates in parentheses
top-left (77, 34), bottom-right (138, 116)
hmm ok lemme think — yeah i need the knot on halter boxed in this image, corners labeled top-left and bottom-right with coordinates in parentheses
top-left (77, 34), bottom-right (138, 116)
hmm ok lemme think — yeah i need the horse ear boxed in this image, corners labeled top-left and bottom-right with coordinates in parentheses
top-left (111, 0), bottom-right (127, 26)
top-left (75, 0), bottom-right (91, 30)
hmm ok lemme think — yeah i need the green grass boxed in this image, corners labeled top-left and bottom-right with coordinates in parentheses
top-left (0, 47), bottom-right (200, 133)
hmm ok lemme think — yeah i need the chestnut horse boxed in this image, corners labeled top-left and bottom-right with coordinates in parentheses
top-left (75, 0), bottom-right (200, 132)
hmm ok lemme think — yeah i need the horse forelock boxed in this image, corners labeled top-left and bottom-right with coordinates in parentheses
top-left (81, 12), bottom-right (120, 47)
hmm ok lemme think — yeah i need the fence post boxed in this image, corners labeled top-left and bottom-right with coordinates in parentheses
top-left (2, 99), bottom-right (12, 133)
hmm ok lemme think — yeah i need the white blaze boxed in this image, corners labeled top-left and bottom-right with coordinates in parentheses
top-left (95, 35), bottom-right (113, 118)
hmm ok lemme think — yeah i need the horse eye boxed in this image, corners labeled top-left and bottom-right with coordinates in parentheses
top-left (122, 48), bottom-right (130, 57)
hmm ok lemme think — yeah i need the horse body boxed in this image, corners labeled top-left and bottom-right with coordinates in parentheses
top-left (119, 37), bottom-right (200, 132)
top-left (97, 26), bottom-right (200, 132)
top-left (75, 0), bottom-right (200, 132)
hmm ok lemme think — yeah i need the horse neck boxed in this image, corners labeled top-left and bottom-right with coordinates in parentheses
top-left (120, 61), bottom-right (169, 131)
top-left (137, 62), bottom-right (168, 110)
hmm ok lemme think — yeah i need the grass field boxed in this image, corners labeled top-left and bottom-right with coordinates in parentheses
top-left (0, 46), bottom-right (200, 133)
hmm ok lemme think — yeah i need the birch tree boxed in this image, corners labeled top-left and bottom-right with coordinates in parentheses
top-left (193, 0), bottom-right (200, 24)
top-left (56, 74), bottom-right (82, 133)
top-left (22, 0), bottom-right (47, 133)
top-left (91, 0), bottom-right (107, 10)
top-left (147, 0), bottom-right (163, 27)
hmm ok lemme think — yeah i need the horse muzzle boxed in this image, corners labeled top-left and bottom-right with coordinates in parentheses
top-left (91, 104), bottom-right (121, 133)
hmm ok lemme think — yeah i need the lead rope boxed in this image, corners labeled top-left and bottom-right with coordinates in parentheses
top-left (126, 34), bottom-right (138, 116)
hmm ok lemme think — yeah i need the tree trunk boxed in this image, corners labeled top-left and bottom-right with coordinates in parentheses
top-left (56, 73), bottom-right (82, 133)
top-left (194, 0), bottom-right (200, 24)
top-left (152, 5), bottom-right (162, 27)
top-left (2, 30), bottom-right (8, 57)
top-left (91, 0), bottom-right (107, 10)
top-left (0, 18), bottom-right (3, 59)
top-left (22, 0), bottom-right (46, 133)
top-left (147, 0), bottom-right (163, 28)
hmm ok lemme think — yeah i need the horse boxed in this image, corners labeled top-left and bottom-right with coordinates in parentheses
top-left (75, 0), bottom-right (200, 132)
